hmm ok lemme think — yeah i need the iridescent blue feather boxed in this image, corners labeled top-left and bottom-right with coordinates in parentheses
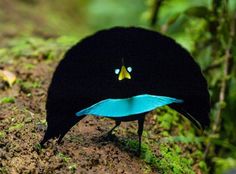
top-left (76, 94), bottom-right (183, 117)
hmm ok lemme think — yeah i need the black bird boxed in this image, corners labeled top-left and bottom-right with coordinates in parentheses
top-left (40, 27), bottom-right (210, 153)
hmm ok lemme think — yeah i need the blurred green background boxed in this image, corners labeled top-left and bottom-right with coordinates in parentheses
top-left (1, 0), bottom-right (236, 173)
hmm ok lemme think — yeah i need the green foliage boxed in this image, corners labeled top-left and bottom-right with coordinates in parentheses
top-left (56, 153), bottom-right (78, 172)
top-left (156, 107), bottom-right (208, 173)
top-left (0, 97), bottom-right (15, 104)
top-left (162, 135), bottom-right (204, 144)
top-left (86, 0), bottom-right (146, 29)
top-left (57, 152), bottom-right (71, 163)
top-left (19, 80), bottom-right (41, 93)
top-left (8, 123), bottom-right (24, 132)
top-left (142, 142), bottom-right (196, 174)
top-left (156, 106), bottom-right (179, 129)
top-left (141, 143), bottom-right (158, 166)
top-left (0, 36), bottom-right (77, 64)
top-left (0, 167), bottom-right (8, 174)
top-left (34, 143), bottom-right (43, 153)
top-left (158, 144), bottom-right (195, 174)
top-left (0, 131), bottom-right (6, 139)
top-left (145, 0), bottom-right (236, 173)
top-left (125, 138), bottom-right (204, 173)
top-left (213, 157), bottom-right (236, 174)
top-left (68, 163), bottom-right (77, 172)
top-left (36, 119), bottom-right (47, 126)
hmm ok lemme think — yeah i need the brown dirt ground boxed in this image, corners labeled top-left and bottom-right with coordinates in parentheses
top-left (0, 49), bottom-right (204, 173)
top-left (0, 55), bottom-right (162, 174)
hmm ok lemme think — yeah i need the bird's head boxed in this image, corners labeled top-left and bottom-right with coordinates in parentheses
top-left (40, 110), bottom-right (85, 146)
top-left (114, 59), bottom-right (132, 81)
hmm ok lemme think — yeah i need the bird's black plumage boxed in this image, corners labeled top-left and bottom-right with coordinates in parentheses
top-left (40, 27), bottom-right (210, 151)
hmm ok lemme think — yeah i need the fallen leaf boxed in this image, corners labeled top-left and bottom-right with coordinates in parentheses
top-left (0, 69), bottom-right (16, 87)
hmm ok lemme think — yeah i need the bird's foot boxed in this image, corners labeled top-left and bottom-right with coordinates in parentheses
top-left (100, 132), bottom-right (117, 141)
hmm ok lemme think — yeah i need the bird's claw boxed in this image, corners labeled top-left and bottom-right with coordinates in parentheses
top-left (100, 132), bottom-right (117, 141)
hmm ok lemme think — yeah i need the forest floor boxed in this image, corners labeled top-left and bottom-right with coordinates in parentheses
top-left (0, 37), bottom-right (207, 174)
top-left (0, 51), bottom-right (156, 173)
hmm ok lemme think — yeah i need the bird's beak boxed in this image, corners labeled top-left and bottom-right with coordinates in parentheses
top-left (118, 66), bottom-right (131, 81)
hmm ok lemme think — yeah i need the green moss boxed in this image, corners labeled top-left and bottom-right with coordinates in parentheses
top-left (155, 106), bottom-right (179, 129)
top-left (34, 143), bottom-right (43, 153)
top-left (0, 97), bottom-right (15, 104)
top-left (8, 123), bottom-right (24, 132)
top-left (23, 63), bottom-right (35, 70)
top-left (0, 131), bottom-right (6, 139)
top-left (0, 36), bottom-right (77, 65)
top-left (141, 143), bottom-right (159, 167)
top-left (128, 106), bottom-right (208, 173)
top-left (0, 167), bottom-right (8, 174)
top-left (57, 152), bottom-right (71, 163)
top-left (158, 143), bottom-right (195, 174)
top-left (68, 163), bottom-right (77, 172)
top-left (19, 80), bottom-right (42, 93)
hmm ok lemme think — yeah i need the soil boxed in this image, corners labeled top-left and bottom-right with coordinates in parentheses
top-left (0, 55), bottom-right (161, 174)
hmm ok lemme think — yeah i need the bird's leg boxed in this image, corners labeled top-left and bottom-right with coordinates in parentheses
top-left (137, 116), bottom-right (145, 156)
top-left (100, 120), bottom-right (121, 141)
top-left (107, 120), bottom-right (121, 137)
top-left (57, 132), bottom-right (67, 144)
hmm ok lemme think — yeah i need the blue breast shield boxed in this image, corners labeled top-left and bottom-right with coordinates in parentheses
top-left (76, 94), bottom-right (183, 117)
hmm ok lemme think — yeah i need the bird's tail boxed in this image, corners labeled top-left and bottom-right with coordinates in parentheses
top-left (169, 104), bottom-right (205, 130)
top-left (180, 109), bottom-right (203, 130)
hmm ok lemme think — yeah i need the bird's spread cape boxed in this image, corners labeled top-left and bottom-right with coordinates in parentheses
top-left (76, 94), bottom-right (183, 117)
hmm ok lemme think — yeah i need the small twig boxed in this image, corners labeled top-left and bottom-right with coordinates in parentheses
top-left (150, 0), bottom-right (164, 27)
top-left (203, 59), bottom-right (224, 73)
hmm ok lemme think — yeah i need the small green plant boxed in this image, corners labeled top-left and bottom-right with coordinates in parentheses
top-left (125, 139), bottom-right (139, 151)
top-left (8, 123), bottom-right (24, 132)
top-left (36, 119), bottom-right (47, 126)
top-left (0, 167), bottom-right (8, 174)
top-left (0, 131), bottom-right (6, 139)
top-left (0, 97), bottom-right (15, 104)
top-left (23, 63), bottom-right (35, 70)
top-left (68, 163), bottom-right (77, 172)
top-left (19, 80), bottom-right (42, 93)
top-left (57, 152), bottom-right (71, 163)
top-left (34, 143), bottom-right (43, 153)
